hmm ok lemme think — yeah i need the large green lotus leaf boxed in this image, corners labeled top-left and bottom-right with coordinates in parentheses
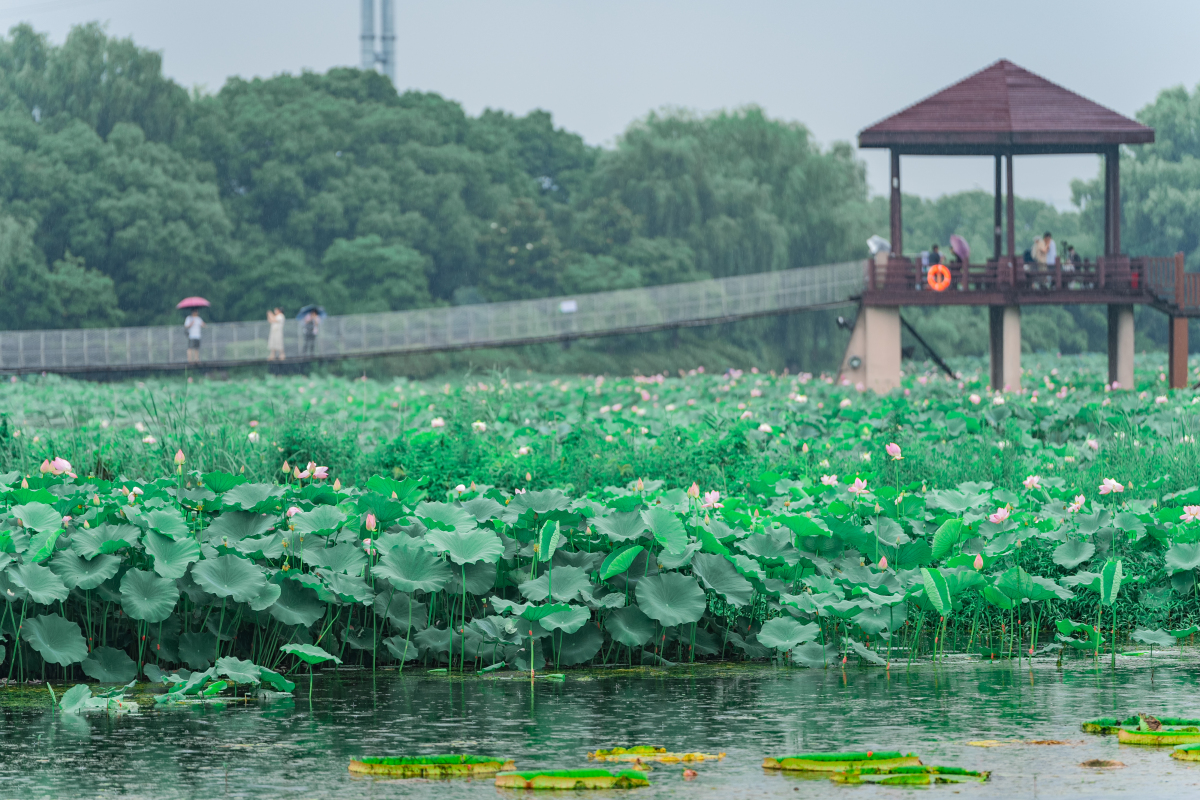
top-left (982, 584), bottom-right (1015, 609)
top-left (58, 683), bottom-right (94, 712)
top-left (1165, 542), bottom-right (1200, 574)
top-left (259, 666), bottom-right (295, 693)
top-left (1131, 628), bottom-right (1175, 648)
top-left (191, 554), bottom-right (267, 602)
top-left (872, 517), bottom-right (909, 547)
top-left (280, 643), bottom-right (342, 665)
top-left (222, 483), bottom-right (284, 512)
top-left (446, 561), bottom-right (497, 596)
top-left (849, 638), bottom-right (888, 666)
top-left (550, 623), bottom-right (603, 665)
top-left (231, 531), bottom-right (285, 561)
top-left (931, 518), bottom-right (963, 560)
top-left (203, 512), bottom-right (275, 544)
top-left (1053, 540), bottom-right (1096, 570)
top-left (249, 581), bottom-right (282, 612)
top-left (316, 568), bottom-right (374, 605)
top-left (12, 562), bottom-right (69, 604)
top-left (658, 541), bottom-right (702, 570)
top-left (364, 475), bottom-right (425, 507)
top-left (920, 567), bottom-right (952, 615)
top-left (372, 537), bottom-right (451, 594)
top-left (178, 631), bottom-right (217, 670)
top-left (269, 577), bottom-right (327, 626)
top-left (11, 502), bottom-right (62, 533)
top-left (414, 627), bottom-right (453, 655)
top-left (356, 493), bottom-right (408, 526)
top-left (537, 520), bottom-right (563, 563)
top-left (1061, 570), bottom-right (1101, 593)
top-left (855, 603), bottom-right (908, 636)
top-left (690, 552), bottom-right (754, 607)
top-left (460, 496), bottom-right (504, 523)
top-left (604, 606), bottom-right (655, 647)
top-left (600, 544), bottom-right (645, 581)
top-left (21, 613), bottom-right (87, 665)
top-left (282, 571), bottom-right (334, 604)
top-left (757, 617), bottom-right (820, 650)
top-left (216, 656), bottom-right (262, 684)
top-left (641, 506), bottom-right (686, 554)
top-left (49, 551), bottom-right (119, 590)
top-left (592, 512), bottom-right (647, 543)
top-left (142, 531), bottom-right (201, 580)
top-left (414, 501), bottom-right (477, 533)
top-left (944, 568), bottom-right (986, 596)
top-left (735, 533), bottom-right (799, 566)
top-left (424, 528), bottom-right (503, 565)
top-left (375, 592), bottom-right (428, 633)
top-left (383, 634), bottom-right (420, 661)
top-left (519, 602), bottom-right (570, 621)
top-left (26, 528), bottom-right (62, 564)
top-left (790, 641), bottom-right (837, 668)
top-left (72, 524), bottom-right (141, 558)
top-left (636, 572), bottom-right (706, 628)
top-left (1100, 559), bottom-right (1123, 606)
top-left (119, 569), bottom-right (178, 622)
top-left (81, 646), bottom-right (137, 683)
top-left (202, 471), bottom-right (247, 494)
top-left (302, 542), bottom-right (367, 575)
top-left (519, 566), bottom-right (592, 603)
top-left (996, 567), bottom-right (1074, 602)
top-left (145, 508), bottom-right (190, 540)
top-left (289, 505), bottom-right (347, 537)
top-left (501, 488), bottom-right (570, 525)
top-left (538, 603), bottom-right (591, 634)
top-left (727, 553), bottom-right (766, 582)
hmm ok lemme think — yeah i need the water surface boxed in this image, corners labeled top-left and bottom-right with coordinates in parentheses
top-left (3, 659), bottom-right (1199, 799)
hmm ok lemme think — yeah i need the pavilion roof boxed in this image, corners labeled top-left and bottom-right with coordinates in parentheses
top-left (858, 60), bottom-right (1153, 154)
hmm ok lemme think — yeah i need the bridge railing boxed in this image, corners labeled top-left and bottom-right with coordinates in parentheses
top-left (0, 260), bottom-right (865, 373)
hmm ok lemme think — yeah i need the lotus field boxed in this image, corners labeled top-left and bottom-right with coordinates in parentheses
top-left (3, 353), bottom-right (1200, 688)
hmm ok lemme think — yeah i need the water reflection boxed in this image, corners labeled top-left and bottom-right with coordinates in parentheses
top-left (2, 661), bottom-right (1198, 798)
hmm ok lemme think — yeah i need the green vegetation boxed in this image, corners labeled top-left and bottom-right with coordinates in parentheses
top-left (1, 24), bottom-right (1199, 369)
top-left (3, 356), bottom-right (1200, 687)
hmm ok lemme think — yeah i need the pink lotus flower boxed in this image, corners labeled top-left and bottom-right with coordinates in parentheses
top-left (365, 512), bottom-right (377, 532)
top-left (514, 488), bottom-right (526, 495)
top-left (362, 537), bottom-right (375, 555)
top-left (820, 474), bottom-right (838, 486)
top-left (1182, 505), bottom-right (1200, 523)
top-left (294, 467), bottom-right (309, 480)
top-left (1099, 478), bottom-right (1124, 495)
top-left (312, 466), bottom-right (329, 480)
top-left (50, 457), bottom-right (72, 475)
top-left (249, 420), bottom-right (258, 427)
top-left (62, 515), bottom-right (72, 526)
top-left (39, 459), bottom-right (51, 474)
top-left (174, 450), bottom-right (186, 466)
top-left (1068, 494), bottom-right (1085, 513)
top-left (877, 555), bottom-right (888, 570)
top-left (973, 553), bottom-right (984, 570)
top-left (988, 507), bottom-right (1010, 524)
top-left (1022, 475), bottom-right (1041, 490)
top-left (1086, 439), bottom-right (1099, 451)
top-left (702, 490), bottom-right (723, 509)
top-left (885, 443), bottom-right (902, 460)
top-left (687, 482), bottom-right (700, 499)
top-left (757, 422), bottom-right (772, 432)
top-left (848, 478), bottom-right (868, 497)
top-left (286, 506), bottom-right (300, 517)
top-left (969, 394), bottom-right (981, 405)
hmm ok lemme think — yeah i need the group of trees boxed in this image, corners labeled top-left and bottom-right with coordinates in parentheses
top-left (0, 23), bottom-right (1198, 366)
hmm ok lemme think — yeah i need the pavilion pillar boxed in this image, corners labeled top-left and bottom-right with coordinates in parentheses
top-left (889, 150), bottom-right (902, 256)
top-left (993, 155), bottom-right (1002, 261)
top-left (838, 304), bottom-right (900, 394)
top-left (1107, 304), bottom-right (1134, 389)
top-left (989, 305), bottom-right (1021, 392)
top-left (1169, 316), bottom-right (1189, 390)
top-left (1104, 147), bottom-right (1121, 256)
top-left (1005, 154), bottom-right (1015, 285)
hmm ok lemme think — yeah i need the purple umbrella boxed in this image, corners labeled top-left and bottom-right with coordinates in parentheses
top-left (949, 235), bottom-right (970, 263)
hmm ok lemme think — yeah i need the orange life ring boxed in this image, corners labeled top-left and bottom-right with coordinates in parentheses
top-left (927, 263), bottom-right (952, 292)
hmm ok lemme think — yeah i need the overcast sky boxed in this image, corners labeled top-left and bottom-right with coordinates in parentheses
top-left (6, 0), bottom-right (1199, 208)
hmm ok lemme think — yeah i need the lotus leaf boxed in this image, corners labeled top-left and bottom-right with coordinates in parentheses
top-left (191, 554), bottom-right (267, 602)
top-left (179, 631), bottom-right (217, 669)
top-left (757, 617), bottom-right (820, 650)
top-left (460, 496), bottom-right (504, 522)
top-left (425, 528), bottom-right (504, 566)
top-left (538, 520), bottom-right (563, 562)
top-left (10, 502), bottom-right (62, 533)
top-left (222, 483), bottom-right (284, 511)
top-left (216, 656), bottom-right (262, 684)
top-left (202, 471), bottom-right (247, 493)
top-left (373, 538), bottom-right (451, 593)
top-left (1100, 559), bottom-right (1123, 606)
top-left (538, 604), bottom-right (591, 634)
top-left (636, 572), bottom-right (706, 628)
top-left (604, 606), bottom-right (655, 647)
top-left (519, 565), bottom-right (592, 603)
top-left (849, 639), bottom-right (888, 665)
top-left (21, 613), bottom-right (87, 665)
top-left (592, 512), bottom-right (646, 543)
top-left (49, 551), bottom-right (119, 590)
top-left (302, 542), bottom-right (367, 575)
top-left (26, 528), bottom-right (62, 564)
top-left (142, 530), bottom-right (201, 579)
top-left (550, 624), bottom-right (604, 665)
top-left (641, 506), bottom-right (686, 554)
top-left (281, 642), bottom-right (342, 665)
top-left (1053, 540), bottom-right (1096, 570)
top-left (12, 562), bottom-right (69, 604)
top-left (1165, 542), bottom-right (1200, 574)
top-left (931, 519), bottom-right (963, 560)
top-left (249, 581), bottom-right (282, 611)
top-left (384, 634), bottom-right (420, 661)
top-left (920, 567), bottom-right (952, 615)
top-left (269, 578), bottom-right (327, 626)
top-left (446, 561), bottom-right (498, 595)
top-left (203, 512), bottom-right (274, 543)
top-left (145, 508), bottom-right (190, 540)
top-left (790, 641), bottom-right (837, 668)
top-left (119, 569), bottom-right (178, 622)
top-left (600, 544), bottom-right (644, 580)
top-left (81, 646), bottom-right (137, 683)
top-left (72, 524), bottom-right (141, 558)
top-left (316, 569), bottom-right (374, 604)
top-left (1131, 628), bottom-right (1175, 648)
top-left (690, 552), bottom-right (754, 606)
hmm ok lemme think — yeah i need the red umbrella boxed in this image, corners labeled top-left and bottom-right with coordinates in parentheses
top-left (176, 297), bottom-right (211, 309)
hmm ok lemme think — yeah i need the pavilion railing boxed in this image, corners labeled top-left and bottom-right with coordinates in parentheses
top-left (0, 260), bottom-right (865, 373)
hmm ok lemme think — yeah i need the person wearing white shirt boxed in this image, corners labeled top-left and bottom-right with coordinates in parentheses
top-left (1043, 232), bottom-right (1057, 267)
top-left (184, 310), bottom-right (206, 363)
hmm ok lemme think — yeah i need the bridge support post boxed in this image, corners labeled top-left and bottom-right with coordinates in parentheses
top-left (1107, 304), bottom-right (1134, 389)
top-left (1169, 316), bottom-right (1189, 390)
top-left (988, 306), bottom-right (1021, 392)
top-left (838, 305), bottom-right (900, 394)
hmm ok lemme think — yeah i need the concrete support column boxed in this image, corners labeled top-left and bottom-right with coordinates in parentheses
top-left (1107, 304), bottom-right (1134, 389)
top-left (837, 304), bottom-right (900, 394)
top-left (1169, 316), bottom-right (1189, 390)
top-left (988, 306), bottom-right (1021, 392)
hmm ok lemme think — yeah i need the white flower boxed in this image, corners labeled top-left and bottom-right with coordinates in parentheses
top-left (839, 398), bottom-right (852, 409)
top-left (431, 417), bottom-right (445, 428)
top-left (135, 422), bottom-right (146, 433)
top-left (248, 431), bottom-right (260, 444)
top-left (820, 475), bottom-right (838, 486)
top-left (142, 435), bottom-right (156, 444)
top-left (992, 395), bottom-right (1005, 406)
top-left (757, 423), bottom-right (773, 433)
top-left (1155, 395), bottom-right (1168, 405)
top-left (861, 452), bottom-right (871, 462)
top-left (517, 445), bottom-right (530, 455)
top-left (471, 421), bottom-right (487, 432)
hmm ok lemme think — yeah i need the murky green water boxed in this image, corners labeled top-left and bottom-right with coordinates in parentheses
top-left (3, 659), bottom-right (1200, 799)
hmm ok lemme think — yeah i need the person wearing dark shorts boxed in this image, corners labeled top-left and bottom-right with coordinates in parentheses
top-left (185, 310), bottom-right (205, 363)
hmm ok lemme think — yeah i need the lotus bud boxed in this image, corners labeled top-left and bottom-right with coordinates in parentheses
top-left (39, 459), bottom-right (50, 474)
top-left (636, 478), bottom-right (644, 491)
top-left (974, 553), bottom-right (984, 570)
top-left (174, 450), bottom-right (186, 466)
top-left (281, 461), bottom-right (290, 473)
top-left (365, 513), bottom-right (377, 532)
top-left (20, 477), bottom-right (28, 489)
top-left (878, 555), bottom-right (888, 570)
top-left (802, 443), bottom-right (809, 453)
top-left (287, 506), bottom-right (300, 517)
top-left (293, 467), bottom-right (302, 480)
top-left (525, 472), bottom-right (531, 482)
top-left (62, 516), bottom-right (71, 527)
top-left (687, 482), bottom-right (700, 499)
top-left (333, 478), bottom-right (342, 491)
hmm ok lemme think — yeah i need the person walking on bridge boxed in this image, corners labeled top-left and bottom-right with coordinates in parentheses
top-left (267, 307), bottom-right (286, 360)
top-left (184, 309), bottom-right (205, 363)
top-left (302, 309), bottom-right (320, 357)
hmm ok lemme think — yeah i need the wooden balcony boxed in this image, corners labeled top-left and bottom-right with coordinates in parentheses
top-left (861, 253), bottom-right (1193, 312)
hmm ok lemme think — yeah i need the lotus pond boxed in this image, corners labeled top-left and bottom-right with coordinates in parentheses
top-left (4, 661), bottom-right (1200, 798)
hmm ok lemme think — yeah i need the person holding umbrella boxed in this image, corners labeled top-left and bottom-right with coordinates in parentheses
top-left (176, 297), bottom-right (210, 363)
top-left (297, 305), bottom-right (325, 357)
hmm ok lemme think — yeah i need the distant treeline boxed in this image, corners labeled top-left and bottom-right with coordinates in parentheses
top-left (0, 24), bottom-right (1197, 367)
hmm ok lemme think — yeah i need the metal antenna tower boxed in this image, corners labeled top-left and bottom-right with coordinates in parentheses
top-left (359, 0), bottom-right (395, 84)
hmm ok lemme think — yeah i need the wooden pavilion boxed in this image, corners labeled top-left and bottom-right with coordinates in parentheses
top-left (841, 60), bottom-right (1189, 393)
